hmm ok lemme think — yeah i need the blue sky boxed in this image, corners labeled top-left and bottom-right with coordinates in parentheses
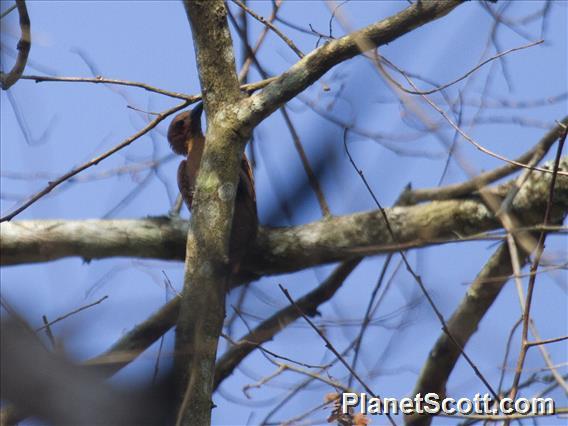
top-left (1, 1), bottom-right (566, 424)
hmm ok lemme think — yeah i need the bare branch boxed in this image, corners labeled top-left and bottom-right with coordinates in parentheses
top-left (0, 0), bottom-right (30, 90)
top-left (237, 0), bottom-right (283, 82)
top-left (175, 1), bottom-right (244, 424)
top-left (35, 296), bottom-right (109, 332)
top-left (243, 1), bottom-right (463, 127)
top-left (2, 159), bottom-right (566, 273)
top-left (21, 74), bottom-right (196, 100)
top-left (526, 335), bottom-right (568, 348)
top-left (408, 149), bottom-right (567, 426)
top-left (280, 106), bottom-right (331, 216)
top-left (407, 243), bottom-right (524, 426)
top-left (279, 284), bottom-right (397, 426)
top-left (377, 56), bottom-right (568, 177)
top-left (402, 116), bottom-right (568, 204)
top-left (381, 39), bottom-right (543, 96)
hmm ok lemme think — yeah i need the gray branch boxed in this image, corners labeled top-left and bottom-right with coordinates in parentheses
top-left (2, 158), bottom-right (566, 279)
top-left (175, 1), bottom-right (245, 424)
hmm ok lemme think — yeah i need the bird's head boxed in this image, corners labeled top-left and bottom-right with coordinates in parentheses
top-left (167, 102), bottom-right (204, 156)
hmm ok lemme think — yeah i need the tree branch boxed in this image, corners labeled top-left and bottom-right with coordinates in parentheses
top-left (175, 1), bottom-right (245, 424)
top-left (242, 0), bottom-right (463, 128)
top-left (400, 116), bottom-right (568, 204)
top-left (2, 158), bottom-right (566, 274)
top-left (0, 0), bottom-right (30, 90)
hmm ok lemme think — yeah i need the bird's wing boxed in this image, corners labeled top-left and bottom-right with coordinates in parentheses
top-left (240, 154), bottom-right (256, 205)
top-left (177, 159), bottom-right (194, 209)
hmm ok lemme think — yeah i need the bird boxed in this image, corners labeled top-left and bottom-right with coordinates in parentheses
top-left (167, 102), bottom-right (258, 273)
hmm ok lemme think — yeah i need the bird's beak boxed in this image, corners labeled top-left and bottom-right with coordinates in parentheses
top-left (190, 102), bottom-right (204, 121)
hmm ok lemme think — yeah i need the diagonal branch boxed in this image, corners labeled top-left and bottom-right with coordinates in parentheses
top-left (400, 116), bottom-right (568, 204)
top-left (242, 0), bottom-right (463, 128)
top-left (21, 74), bottom-right (196, 100)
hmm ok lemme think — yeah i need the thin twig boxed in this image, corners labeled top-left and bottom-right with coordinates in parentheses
top-left (438, 91), bottom-right (464, 185)
top-left (378, 56), bottom-right (567, 177)
top-left (21, 73), bottom-right (277, 100)
top-left (348, 254), bottom-right (394, 388)
top-left (348, 187), bottom-right (410, 388)
top-left (35, 296), bottom-right (109, 332)
top-left (526, 335), bottom-right (568, 348)
top-left (381, 40), bottom-right (543, 96)
top-left (41, 315), bottom-right (57, 349)
top-left (497, 318), bottom-right (522, 396)
top-left (228, 307), bottom-right (328, 370)
top-left (0, 3), bottom-right (17, 19)
top-left (527, 322), bottom-right (568, 394)
top-left (215, 260), bottom-right (360, 388)
top-left (259, 341), bottom-right (357, 425)
top-left (238, 0), bottom-right (283, 82)
top-left (497, 120), bottom-right (567, 215)
top-left (280, 106), bottom-right (331, 216)
top-left (22, 74), bottom-right (195, 100)
top-left (243, 365), bottom-right (286, 398)
top-left (232, 0), bottom-right (304, 59)
top-left (403, 116), bottom-right (568, 204)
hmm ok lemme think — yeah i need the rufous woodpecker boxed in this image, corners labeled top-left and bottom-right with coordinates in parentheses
top-left (167, 103), bottom-right (258, 272)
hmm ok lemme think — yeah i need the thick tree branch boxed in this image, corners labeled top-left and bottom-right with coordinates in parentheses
top-left (175, 1), bottom-right (244, 425)
top-left (2, 158), bottom-right (566, 274)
